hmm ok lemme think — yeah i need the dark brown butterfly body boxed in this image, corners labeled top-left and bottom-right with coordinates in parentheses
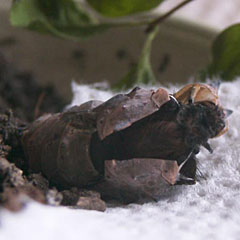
top-left (22, 86), bottom-right (227, 203)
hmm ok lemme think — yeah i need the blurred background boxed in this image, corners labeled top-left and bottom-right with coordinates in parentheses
top-left (159, 0), bottom-right (240, 30)
top-left (1, 0), bottom-right (240, 101)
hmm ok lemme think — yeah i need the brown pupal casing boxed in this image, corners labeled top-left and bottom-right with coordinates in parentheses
top-left (22, 85), bottom-right (227, 202)
top-left (22, 87), bottom-right (179, 189)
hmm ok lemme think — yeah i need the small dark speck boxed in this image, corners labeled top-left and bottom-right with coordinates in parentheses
top-left (53, 133), bottom-right (59, 140)
top-left (72, 49), bottom-right (86, 60)
top-left (158, 54), bottom-right (171, 73)
top-left (148, 180), bottom-right (155, 186)
top-left (129, 61), bottom-right (136, 69)
top-left (0, 37), bottom-right (17, 47)
top-left (116, 49), bottom-right (128, 60)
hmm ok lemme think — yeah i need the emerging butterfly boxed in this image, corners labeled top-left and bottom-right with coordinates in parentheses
top-left (22, 83), bottom-right (232, 203)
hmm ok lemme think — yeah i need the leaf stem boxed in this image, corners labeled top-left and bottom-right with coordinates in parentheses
top-left (145, 0), bottom-right (195, 33)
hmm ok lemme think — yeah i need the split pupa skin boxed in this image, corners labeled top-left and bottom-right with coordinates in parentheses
top-left (21, 84), bottom-right (229, 202)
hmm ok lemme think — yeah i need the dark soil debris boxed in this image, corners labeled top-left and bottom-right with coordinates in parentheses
top-left (0, 52), bottom-right (66, 121)
top-left (61, 188), bottom-right (106, 211)
top-left (0, 54), bottom-right (105, 212)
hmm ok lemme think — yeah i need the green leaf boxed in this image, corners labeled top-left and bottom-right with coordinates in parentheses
top-left (10, 0), bottom-right (110, 40)
top-left (87, 0), bottom-right (164, 17)
top-left (206, 24), bottom-right (240, 81)
top-left (113, 27), bottom-right (159, 90)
